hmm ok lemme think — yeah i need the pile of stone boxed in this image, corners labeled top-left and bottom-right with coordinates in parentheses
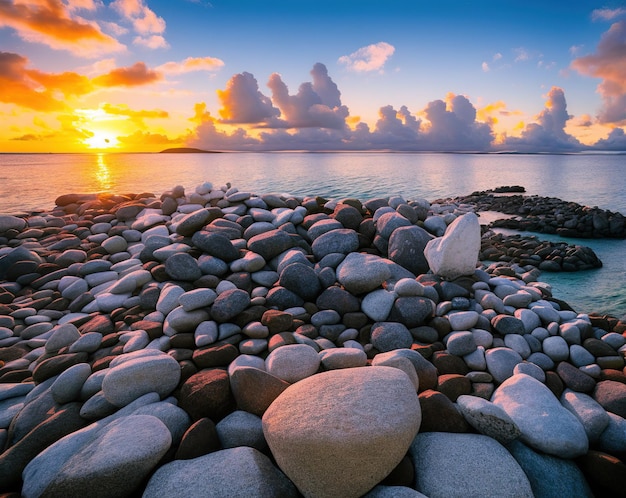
top-left (0, 182), bottom-right (625, 497)
top-left (444, 189), bottom-right (626, 238)
top-left (480, 231), bottom-right (603, 271)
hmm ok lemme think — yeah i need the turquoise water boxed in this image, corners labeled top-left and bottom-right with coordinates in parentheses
top-left (1, 152), bottom-right (625, 317)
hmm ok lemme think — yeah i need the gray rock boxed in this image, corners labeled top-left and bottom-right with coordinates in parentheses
top-left (248, 229), bottom-right (294, 261)
top-left (446, 331), bottom-right (477, 356)
top-left (387, 225), bottom-right (432, 275)
top-left (319, 348), bottom-right (368, 370)
top-left (165, 252), bottom-right (202, 281)
top-left (210, 288), bottom-right (250, 322)
top-left (143, 447), bottom-right (298, 497)
top-left (375, 211), bottom-right (413, 239)
top-left (279, 262), bottom-right (321, 301)
top-left (560, 389), bottom-right (610, 443)
top-left (45, 322), bottom-right (81, 353)
top-left (263, 366), bottom-right (421, 498)
top-left (410, 432), bottom-right (533, 498)
top-left (22, 414), bottom-right (171, 498)
top-left (192, 231), bottom-right (240, 261)
top-left (336, 253), bottom-right (391, 294)
top-left (266, 344), bottom-right (320, 383)
top-left (215, 410), bottom-right (266, 451)
top-left (456, 394), bottom-right (521, 444)
top-left (361, 289), bottom-right (396, 322)
top-left (506, 439), bottom-right (593, 498)
top-left (102, 351), bottom-right (181, 407)
top-left (542, 335), bottom-right (570, 362)
top-left (597, 412), bottom-right (626, 453)
top-left (370, 321), bottom-right (413, 352)
top-left (311, 228), bottom-right (359, 260)
top-left (51, 363), bottom-right (92, 404)
top-left (485, 347), bottom-right (523, 384)
top-left (491, 374), bottom-right (588, 458)
top-left (374, 348), bottom-right (438, 392)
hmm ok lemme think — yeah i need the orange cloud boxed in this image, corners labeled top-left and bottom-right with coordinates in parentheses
top-left (92, 62), bottom-right (161, 87)
top-left (571, 20), bottom-right (626, 123)
top-left (101, 103), bottom-right (168, 119)
top-left (117, 130), bottom-right (181, 145)
top-left (0, 52), bottom-right (68, 111)
top-left (0, 0), bottom-right (125, 56)
top-left (158, 56), bottom-right (225, 74)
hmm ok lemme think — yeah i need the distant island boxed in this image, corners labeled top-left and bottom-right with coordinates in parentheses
top-left (159, 147), bottom-right (222, 153)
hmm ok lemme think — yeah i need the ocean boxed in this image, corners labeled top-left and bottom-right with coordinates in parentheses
top-left (1, 151), bottom-right (625, 317)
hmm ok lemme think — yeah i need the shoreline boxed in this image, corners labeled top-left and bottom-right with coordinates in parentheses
top-left (1, 182), bottom-right (625, 496)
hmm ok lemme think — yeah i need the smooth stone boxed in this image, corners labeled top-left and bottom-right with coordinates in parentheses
top-left (446, 331), bottom-right (477, 356)
top-left (265, 344), bottom-right (320, 383)
top-left (370, 321), bottom-right (413, 352)
top-left (512, 361), bottom-right (546, 383)
top-left (143, 447), bottom-right (298, 497)
top-left (424, 212), bottom-right (481, 280)
top-left (229, 366), bottom-right (290, 417)
top-left (191, 231), bottom-right (240, 261)
top-left (44, 322), bottom-right (81, 353)
top-left (178, 368), bottom-right (235, 422)
top-left (387, 225), bottom-right (432, 275)
top-left (165, 252), bottom-right (202, 281)
top-left (597, 412), bottom-right (626, 453)
top-left (375, 348), bottom-right (438, 392)
top-left (101, 351), bottom-right (181, 407)
top-left (131, 401), bottom-right (191, 445)
top-left (515, 308), bottom-right (542, 333)
top-left (50, 363), bottom-right (92, 404)
top-left (263, 366), bottom-right (421, 498)
top-left (507, 439), bottom-right (593, 498)
top-left (279, 262), bottom-right (321, 301)
top-left (210, 288), bottom-right (251, 322)
top-left (447, 310), bottom-right (479, 331)
top-left (491, 314), bottom-right (525, 335)
top-left (504, 333), bottom-right (531, 359)
top-left (215, 410), bottom-right (266, 451)
top-left (364, 486), bottom-right (428, 498)
top-left (361, 289), bottom-right (396, 322)
top-left (593, 380), bottom-right (626, 418)
top-left (410, 432), bottom-right (533, 498)
top-left (311, 228), bottom-right (360, 260)
top-left (542, 335), bottom-right (570, 362)
top-left (485, 347), bottom-right (523, 384)
top-left (560, 389), bottom-right (611, 442)
top-left (174, 418), bottom-right (220, 460)
top-left (491, 373), bottom-right (589, 458)
top-left (336, 253), bottom-right (392, 294)
top-left (179, 288), bottom-right (217, 311)
top-left (319, 348), bottom-right (368, 370)
top-left (22, 414), bottom-right (171, 498)
top-left (456, 394), bottom-right (521, 444)
top-left (247, 229), bottom-right (294, 261)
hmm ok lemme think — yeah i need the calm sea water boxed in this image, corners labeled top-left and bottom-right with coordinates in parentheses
top-left (1, 152), bottom-right (625, 317)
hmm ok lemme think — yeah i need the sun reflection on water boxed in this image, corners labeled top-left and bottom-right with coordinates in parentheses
top-left (95, 153), bottom-right (112, 191)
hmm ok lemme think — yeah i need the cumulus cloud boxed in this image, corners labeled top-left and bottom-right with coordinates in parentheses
top-left (158, 56), bottom-right (225, 74)
top-left (92, 61), bottom-right (161, 87)
top-left (338, 42), bottom-right (395, 72)
top-left (501, 87), bottom-right (583, 152)
top-left (266, 64), bottom-right (349, 129)
top-left (0, 0), bottom-right (125, 56)
top-left (110, 0), bottom-right (168, 48)
top-left (216, 72), bottom-right (280, 124)
top-left (571, 20), bottom-right (626, 124)
top-left (420, 94), bottom-right (494, 151)
top-left (593, 127), bottom-right (626, 150)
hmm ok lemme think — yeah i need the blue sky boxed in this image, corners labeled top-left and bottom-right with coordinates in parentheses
top-left (0, 0), bottom-right (625, 151)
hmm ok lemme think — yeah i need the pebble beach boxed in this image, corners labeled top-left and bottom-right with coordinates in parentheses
top-left (1, 181), bottom-right (625, 497)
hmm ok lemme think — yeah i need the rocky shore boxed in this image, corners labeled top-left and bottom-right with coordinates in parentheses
top-left (440, 187), bottom-right (626, 239)
top-left (0, 182), bottom-right (625, 497)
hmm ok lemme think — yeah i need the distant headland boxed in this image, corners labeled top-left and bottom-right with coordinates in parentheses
top-left (159, 147), bottom-right (222, 153)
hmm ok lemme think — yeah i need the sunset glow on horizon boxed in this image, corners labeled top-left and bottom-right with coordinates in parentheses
top-left (1, 1), bottom-right (625, 153)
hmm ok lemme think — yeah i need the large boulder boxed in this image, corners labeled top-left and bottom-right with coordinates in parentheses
top-left (424, 212), bottom-right (480, 280)
top-left (491, 374), bottom-right (588, 458)
top-left (262, 366), bottom-right (421, 498)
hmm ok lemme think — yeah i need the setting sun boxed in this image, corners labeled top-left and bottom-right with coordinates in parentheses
top-left (84, 131), bottom-right (120, 150)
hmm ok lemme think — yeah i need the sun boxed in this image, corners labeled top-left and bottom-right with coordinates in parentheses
top-left (84, 130), bottom-right (120, 150)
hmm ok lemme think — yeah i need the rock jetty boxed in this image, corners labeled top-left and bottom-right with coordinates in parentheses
top-left (441, 188), bottom-right (626, 238)
top-left (0, 182), bottom-right (625, 497)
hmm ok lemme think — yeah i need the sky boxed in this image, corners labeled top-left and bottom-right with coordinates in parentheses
top-left (1, 0), bottom-right (625, 153)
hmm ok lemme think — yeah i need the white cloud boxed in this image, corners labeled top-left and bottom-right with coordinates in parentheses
top-left (111, 0), bottom-right (167, 49)
top-left (158, 56), bottom-right (224, 74)
top-left (482, 62), bottom-right (490, 72)
top-left (591, 8), bottom-right (626, 22)
top-left (514, 47), bottom-right (530, 62)
top-left (593, 127), bottom-right (626, 150)
top-left (338, 42), bottom-right (395, 72)
top-left (216, 71), bottom-right (280, 124)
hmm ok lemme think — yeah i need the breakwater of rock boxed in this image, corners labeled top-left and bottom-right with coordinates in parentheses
top-left (0, 182), bottom-right (625, 497)
top-left (444, 188), bottom-right (626, 238)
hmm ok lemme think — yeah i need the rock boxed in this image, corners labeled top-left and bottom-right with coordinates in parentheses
top-left (410, 432), bottom-right (533, 498)
top-left (364, 485), bottom-right (428, 498)
top-left (248, 229), bottom-right (294, 261)
top-left (418, 389), bottom-right (469, 433)
top-left (229, 366), bottom-right (290, 416)
top-left (191, 231), bottom-right (239, 261)
top-left (456, 394), bottom-right (521, 444)
top-left (50, 363), bottom-right (92, 404)
top-left (279, 262), bottom-right (321, 301)
top-left (388, 297), bottom-right (434, 328)
top-left (361, 289), bottom-right (396, 321)
top-left (102, 351), bottom-right (181, 407)
top-left (263, 366), bottom-right (421, 498)
top-left (165, 252), bottom-right (202, 281)
top-left (370, 322), bottom-right (413, 352)
top-left (215, 410), bottom-right (266, 451)
top-left (374, 348), bottom-right (438, 392)
top-left (336, 253), bottom-right (391, 294)
top-left (507, 439), bottom-right (593, 497)
top-left (593, 380), bottom-right (626, 418)
top-left (387, 225), bottom-right (432, 275)
top-left (22, 415), bottom-right (171, 498)
top-left (265, 344), bottom-right (320, 383)
top-left (177, 368), bottom-right (235, 422)
top-left (560, 389), bottom-right (611, 442)
top-left (175, 418), bottom-right (220, 460)
top-left (319, 348), bottom-right (368, 370)
top-left (577, 450), bottom-right (626, 498)
top-left (311, 228), bottom-right (360, 260)
top-left (143, 447), bottom-right (298, 497)
top-left (485, 347), bottom-right (523, 384)
top-left (424, 212), bottom-right (480, 280)
top-left (491, 373), bottom-right (588, 458)
top-left (597, 412), bottom-right (626, 453)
